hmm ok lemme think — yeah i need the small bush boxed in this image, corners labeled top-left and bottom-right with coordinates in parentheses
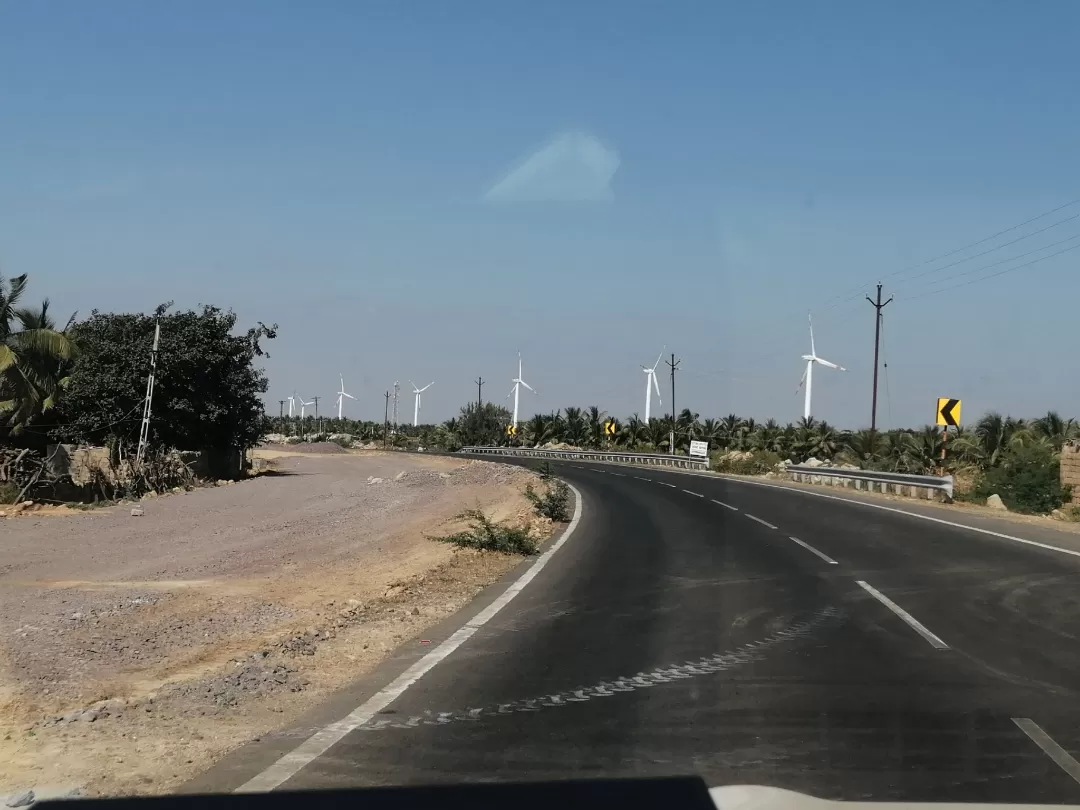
top-left (525, 479), bottom-right (572, 522)
top-left (971, 447), bottom-right (1071, 514)
top-left (328, 435), bottom-right (354, 449)
top-left (0, 481), bottom-right (19, 505)
top-left (534, 460), bottom-right (555, 480)
top-left (434, 508), bottom-right (538, 555)
top-left (712, 450), bottom-right (782, 475)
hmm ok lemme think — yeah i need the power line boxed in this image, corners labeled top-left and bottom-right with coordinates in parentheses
top-left (904, 240), bottom-right (1080, 300)
top-left (892, 230), bottom-right (1080, 296)
top-left (815, 197), bottom-right (1080, 311)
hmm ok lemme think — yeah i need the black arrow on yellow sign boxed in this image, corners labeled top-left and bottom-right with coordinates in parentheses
top-left (604, 420), bottom-right (616, 437)
top-left (936, 398), bottom-right (961, 427)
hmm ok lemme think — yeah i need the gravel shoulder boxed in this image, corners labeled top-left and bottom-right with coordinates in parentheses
top-left (0, 453), bottom-right (553, 798)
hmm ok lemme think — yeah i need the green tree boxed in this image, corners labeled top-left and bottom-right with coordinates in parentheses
top-left (52, 304), bottom-right (276, 464)
top-left (0, 274), bottom-right (77, 437)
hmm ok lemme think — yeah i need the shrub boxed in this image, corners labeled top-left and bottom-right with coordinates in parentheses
top-left (525, 479), bottom-right (572, 522)
top-left (971, 446), bottom-right (1071, 514)
top-left (434, 508), bottom-right (538, 555)
top-left (711, 450), bottom-right (782, 475)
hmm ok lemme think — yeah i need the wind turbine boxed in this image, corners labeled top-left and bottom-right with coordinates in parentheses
top-left (507, 352), bottom-right (536, 429)
top-left (410, 380), bottom-right (434, 427)
top-left (641, 347), bottom-right (665, 422)
top-left (287, 392), bottom-right (296, 418)
top-left (335, 375), bottom-right (355, 419)
top-left (298, 396), bottom-right (314, 419)
top-left (796, 313), bottom-right (846, 420)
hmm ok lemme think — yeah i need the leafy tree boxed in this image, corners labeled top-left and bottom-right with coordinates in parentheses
top-left (1, 274), bottom-right (77, 437)
top-left (53, 304), bottom-right (276, 464)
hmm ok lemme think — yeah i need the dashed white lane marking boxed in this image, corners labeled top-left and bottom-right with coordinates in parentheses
top-left (1013, 718), bottom-right (1080, 786)
top-left (682, 489), bottom-right (704, 498)
top-left (745, 514), bottom-right (778, 530)
top-left (715, 475), bottom-right (1080, 562)
top-left (634, 476), bottom-right (652, 482)
top-left (659, 482), bottom-right (677, 488)
top-left (236, 483), bottom-right (585, 793)
top-left (856, 580), bottom-right (948, 650)
top-left (357, 607), bottom-right (842, 733)
top-left (712, 499), bottom-right (738, 511)
top-left (611, 472), bottom-right (625, 477)
top-left (789, 536), bottom-right (838, 565)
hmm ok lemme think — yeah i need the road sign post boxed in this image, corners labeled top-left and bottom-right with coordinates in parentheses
top-left (935, 398), bottom-right (961, 475)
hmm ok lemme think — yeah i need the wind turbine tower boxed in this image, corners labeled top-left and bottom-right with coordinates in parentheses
top-left (507, 352), bottom-right (536, 429)
top-left (796, 313), bottom-right (846, 420)
top-left (336, 375), bottom-right (356, 419)
top-left (287, 392), bottom-right (296, 418)
top-left (641, 347), bottom-right (665, 422)
top-left (410, 380), bottom-right (434, 427)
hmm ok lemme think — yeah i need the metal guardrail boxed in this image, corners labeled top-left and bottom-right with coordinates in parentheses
top-left (786, 464), bottom-right (954, 500)
top-left (460, 446), bottom-right (710, 471)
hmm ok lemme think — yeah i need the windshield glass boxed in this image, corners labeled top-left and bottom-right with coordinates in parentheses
top-left (3, 3), bottom-right (1080, 806)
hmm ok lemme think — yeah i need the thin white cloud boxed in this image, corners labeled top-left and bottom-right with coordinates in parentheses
top-left (484, 132), bottom-right (620, 203)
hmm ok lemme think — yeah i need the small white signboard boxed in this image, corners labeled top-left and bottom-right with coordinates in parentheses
top-left (689, 440), bottom-right (709, 458)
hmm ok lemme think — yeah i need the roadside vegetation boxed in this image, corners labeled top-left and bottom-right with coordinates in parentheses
top-left (1, 273), bottom-right (277, 503)
top-left (433, 508), bottom-right (539, 555)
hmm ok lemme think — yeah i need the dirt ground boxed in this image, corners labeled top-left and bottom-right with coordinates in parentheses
top-left (0, 452), bottom-right (553, 798)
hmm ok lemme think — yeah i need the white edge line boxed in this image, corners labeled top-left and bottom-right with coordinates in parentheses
top-left (788, 536), bottom-right (838, 565)
top-left (856, 580), bottom-right (949, 650)
top-left (745, 513), bottom-right (778, 530)
top-left (709, 474), bottom-right (1080, 561)
top-left (682, 489), bottom-right (704, 497)
top-left (236, 482), bottom-right (586, 792)
top-left (711, 499), bottom-right (738, 512)
top-left (1013, 717), bottom-right (1080, 785)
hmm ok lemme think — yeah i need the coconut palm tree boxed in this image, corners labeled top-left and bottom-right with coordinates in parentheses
top-left (563, 406), bottom-right (588, 447)
top-left (719, 414), bottom-right (742, 449)
top-left (586, 405), bottom-right (606, 449)
top-left (1033, 411), bottom-right (1077, 451)
top-left (1, 275), bottom-right (77, 435)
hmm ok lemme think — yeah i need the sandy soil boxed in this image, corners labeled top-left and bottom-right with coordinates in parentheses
top-left (0, 453), bottom-right (553, 798)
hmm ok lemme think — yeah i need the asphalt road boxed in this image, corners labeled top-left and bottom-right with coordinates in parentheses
top-left (204, 461), bottom-right (1080, 802)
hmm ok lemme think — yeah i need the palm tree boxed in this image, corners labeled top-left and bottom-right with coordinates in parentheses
top-left (526, 413), bottom-right (548, 447)
top-left (563, 406), bottom-right (588, 447)
top-left (1, 275), bottom-right (77, 435)
top-left (586, 405), bottom-right (606, 449)
top-left (719, 414), bottom-right (742, 449)
top-left (621, 413), bottom-right (645, 449)
top-left (1033, 411), bottom-right (1077, 451)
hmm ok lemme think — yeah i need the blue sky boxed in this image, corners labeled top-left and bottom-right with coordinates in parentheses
top-left (4, 1), bottom-right (1080, 428)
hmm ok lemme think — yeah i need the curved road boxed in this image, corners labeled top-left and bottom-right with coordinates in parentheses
top-left (197, 460), bottom-right (1080, 802)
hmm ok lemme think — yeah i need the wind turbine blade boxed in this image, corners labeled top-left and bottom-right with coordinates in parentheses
top-left (808, 313), bottom-right (816, 357)
top-left (420, 382), bottom-right (434, 392)
top-left (796, 363), bottom-right (808, 394)
top-left (520, 380), bottom-right (535, 393)
top-left (343, 392), bottom-right (356, 399)
top-left (652, 348), bottom-right (665, 371)
top-left (651, 372), bottom-right (661, 399)
top-left (814, 357), bottom-right (845, 371)
top-left (507, 387), bottom-right (515, 399)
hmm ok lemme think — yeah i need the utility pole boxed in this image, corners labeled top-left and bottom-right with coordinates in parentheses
top-left (278, 400), bottom-right (285, 419)
top-left (135, 321), bottom-right (161, 467)
top-left (866, 283), bottom-right (893, 440)
top-left (383, 391), bottom-right (391, 448)
top-left (312, 396), bottom-right (320, 434)
top-left (665, 352), bottom-right (680, 456)
top-left (475, 377), bottom-right (484, 408)
top-left (392, 381), bottom-right (399, 434)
